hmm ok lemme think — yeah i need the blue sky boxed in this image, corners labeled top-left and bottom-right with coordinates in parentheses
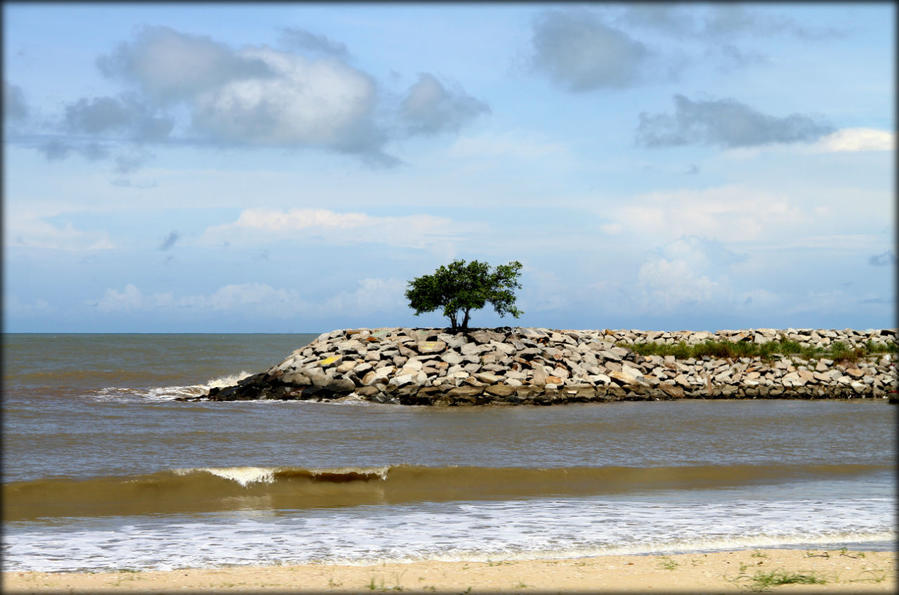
top-left (3, 3), bottom-right (895, 333)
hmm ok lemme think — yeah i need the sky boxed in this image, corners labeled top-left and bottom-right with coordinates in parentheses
top-left (2, 2), bottom-right (895, 333)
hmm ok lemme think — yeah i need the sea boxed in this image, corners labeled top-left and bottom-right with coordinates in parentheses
top-left (2, 333), bottom-right (895, 573)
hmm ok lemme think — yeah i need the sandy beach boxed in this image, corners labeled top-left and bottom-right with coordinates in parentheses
top-left (3, 548), bottom-right (894, 593)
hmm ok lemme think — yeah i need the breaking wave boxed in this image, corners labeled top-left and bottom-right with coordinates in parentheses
top-left (88, 372), bottom-right (254, 402)
top-left (4, 463), bottom-right (889, 521)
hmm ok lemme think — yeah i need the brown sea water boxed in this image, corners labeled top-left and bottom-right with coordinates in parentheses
top-left (2, 333), bottom-right (895, 572)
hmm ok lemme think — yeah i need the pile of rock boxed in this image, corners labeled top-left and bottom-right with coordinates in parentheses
top-left (198, 327), bottom-right (897, 405)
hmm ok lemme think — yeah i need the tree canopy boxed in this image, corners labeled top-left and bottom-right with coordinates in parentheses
top-left (405, 259), bottom-right (523, 331)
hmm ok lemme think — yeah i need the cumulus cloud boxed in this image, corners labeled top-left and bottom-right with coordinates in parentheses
top-left (190, 47), bottom-right (384, 156)
top-left (95, 282), bottom-right (299, 314)
top-left (6, 296), bottom-right (54, 317)
top-left (400, 73), bottom-right (490, 135)
top-left (323, 278), bottom-right (407, 314)
top-left (95, 283), bottom-right (147, 312)
top-left (280, 27), bottom-right (349, 58)
top-left (633, 236), bottom-right (774, 314)
top-left (868, 250), bottom-right (896, 266)
top-left (37, 140), bottom-right (109, 162)
top-left (708, 44), bottom-right (768, 71)
top-left (636, 95), bottom-right (833, 148)
top-left (202, 207), bottom-right (480, 250)
top-left (615, 4), bottom-right (694, 36)
top-left (113, 147), bottom-right (154, 173)
top-left (814, 128), bottom-right (895, 153)
top-left (4, 81), bottom-right (28, 121)
top-left (638, 256), bottom-right (722, 310)
top-left (606, 185), bottom-right (806, 242)
top-left (701, 5), bottom-right (843, 40)
top-left (605, 4), bottom-right (840, 41)
top-left (158, 231), bottom-right (180, 251)
top-left (637, 236), bottom-right (735, 310)
top-left (603, 5), bottom-right (835, 74)
top-left (531, 9), bottom-right (651, 91)
top-left (6, 211), bottom-right (115, 252)
top-left (19, 26), bottom-right (488, 169)
top-left (93, 278), bottom-right (406, 318)
top-left (64, 95), bottom-right (174, 141)
top-left (97, 26), bottom-right (272, 103)
top-left (95, 26), bottom-right (482, 157)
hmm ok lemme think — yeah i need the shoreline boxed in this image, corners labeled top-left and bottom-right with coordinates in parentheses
top-left (4, 548), bottom-right (895, 592)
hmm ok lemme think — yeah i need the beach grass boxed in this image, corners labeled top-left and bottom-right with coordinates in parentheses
top-left (623, 337), bottom-right (897, 362)
top-left (746, 568), bottom-right (827, 590)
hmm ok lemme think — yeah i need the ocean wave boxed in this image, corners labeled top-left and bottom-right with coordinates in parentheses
top-left (3, 497), bottom-right (894, 573)
top-left (87, 371), bottom-right (254, 402)
top-left (205, 371), bottom-right (253, 389)
top-left (4, 463), bottom-right (890, 522)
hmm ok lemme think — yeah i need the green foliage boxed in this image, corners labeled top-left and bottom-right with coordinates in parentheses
top-left (624, 337), bottom-right (893, 362)
top-left (748, 569), bottom-right (826, 589)
top-left (865, 339), bottom-right (898, 354)
top-left (405, 260), bottom-right (523, 331)
top-left (658, 557), bottom-right (679, 570)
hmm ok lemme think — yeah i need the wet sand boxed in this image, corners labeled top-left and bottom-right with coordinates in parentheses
top-left (3, 548), bottom-right (894, 593)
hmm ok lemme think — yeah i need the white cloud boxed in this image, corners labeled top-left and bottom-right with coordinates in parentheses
top-left (606, 185), bottom-right (805, 242)
top-left (5, 210), bottom-right (115, 251)
top-left (96, 284), bottom-right (147, 312)
top-left (636, 236), bottom-right (732, 310)
top-left (637, 256), bottom-right (722, 310)
top-left (6, 296), bottom-right (54, 317)
top-left (93, 278), bottom-right (406, 318)
top-left (634, 236), bottom-right (761, 312)
top-left (96, 282), bottom-right (300, 314)
top-left (322, 278), bottom-right (407, 314)
top-left (192, 47), bottom-right (380, 152)
top-left (400, 73), bottom-right (489, 135)
top-left (202, 208), bottom-right (483, 250)
top-left (201, 283), bottom-right (298, 311)
top-left (813, 128), bottom-right (894, 153)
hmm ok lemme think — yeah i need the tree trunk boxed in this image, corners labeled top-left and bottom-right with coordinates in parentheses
top-left (461, 309), bottom-right (471, 330)
top-left (449, 312), bottom-right (458, 331)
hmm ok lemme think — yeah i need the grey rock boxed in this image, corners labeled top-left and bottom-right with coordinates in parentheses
top-left (475, 372), bottom-right (502, 384)
top-left (416, 340), bottom-right (447, 354)
top-left (441, 352), bottom-right (464, 365)
top-left (336, 339), bottom-right (364, 353)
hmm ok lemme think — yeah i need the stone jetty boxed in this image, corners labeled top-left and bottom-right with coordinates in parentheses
top-left (195, 327), bottom-right (897, 405)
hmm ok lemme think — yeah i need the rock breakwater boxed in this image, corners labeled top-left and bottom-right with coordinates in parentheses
top-left (196, 327), bottom-right (897, 405)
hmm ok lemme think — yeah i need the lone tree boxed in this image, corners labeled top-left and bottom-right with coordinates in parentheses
top-left (405, 259), bottom-right (523, 331)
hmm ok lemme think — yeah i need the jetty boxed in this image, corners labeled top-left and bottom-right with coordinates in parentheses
top-left (190, 327), bottom-right (897, 405)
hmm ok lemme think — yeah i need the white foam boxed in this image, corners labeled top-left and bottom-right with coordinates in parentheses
top-left (174, 467), bottom-right (277, 486)
top-left (4, 492), bottom-right (894, 572)
top-left (146, 385), bottom-right (206, 400)
top-left (88, 371), bottom-right (254, 403)
top-left (205, 371), bottom-right (252, 389)
top-left (417, 531), bottom-right (899, 563)
top-left (91, 384), bottom-right (205, 402)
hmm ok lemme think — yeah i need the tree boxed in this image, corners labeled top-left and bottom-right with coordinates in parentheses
top-left (405, 259), bottom-right (524, 331)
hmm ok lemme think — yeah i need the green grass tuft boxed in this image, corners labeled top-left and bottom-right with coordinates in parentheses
top-left (623, 337), bottom-right (895, 362)
top-left (749, 569), bottom-right (826, 590)
top-left (658, 557), bottom-right (679, 570)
